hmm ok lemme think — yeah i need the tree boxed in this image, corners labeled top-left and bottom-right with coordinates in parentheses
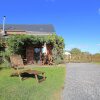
top-left (81, 52), bottom-right (91, 56)
top-left (93, 53), bottom-right (100, 56)
top-left (70, 48), bottom-right (81, 55)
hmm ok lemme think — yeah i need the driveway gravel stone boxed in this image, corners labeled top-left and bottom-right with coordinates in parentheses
top-left (62, 63), bottom-right (100, 100)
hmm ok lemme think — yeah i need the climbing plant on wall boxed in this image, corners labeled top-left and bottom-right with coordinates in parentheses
top-left (7, 33), bottom-right (65, 64)
top-left (51, 34), bottom-right (65, 64)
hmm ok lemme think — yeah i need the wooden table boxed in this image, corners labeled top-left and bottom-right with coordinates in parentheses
top-left (11, 69), bottom-right (46, 83)
top-left (21, 69), bottom-right (46, 83)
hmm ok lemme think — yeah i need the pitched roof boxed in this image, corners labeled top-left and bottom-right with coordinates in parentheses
top-left (0, 24), bottom-right (55, 33)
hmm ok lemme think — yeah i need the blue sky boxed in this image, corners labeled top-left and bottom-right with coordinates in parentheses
top-left (0, 0), bottom-right (100, 54)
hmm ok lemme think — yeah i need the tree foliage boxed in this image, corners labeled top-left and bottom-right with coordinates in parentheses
top-left (93, 53), bottom-right (100, 56)
top-left (70, 48), bottom-right (81, 55)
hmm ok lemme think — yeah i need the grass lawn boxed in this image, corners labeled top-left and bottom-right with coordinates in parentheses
top-left (0, 65), bottom-right (66, 100)
top-left (92, 62), bottom-right (100, 65)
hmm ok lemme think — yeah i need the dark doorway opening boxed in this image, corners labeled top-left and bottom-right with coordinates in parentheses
top-left (34, 48), bottom-right (41, 64)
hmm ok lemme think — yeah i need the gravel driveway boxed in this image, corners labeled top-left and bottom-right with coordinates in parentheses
top-left (62, 63), bottom-right (100, 100)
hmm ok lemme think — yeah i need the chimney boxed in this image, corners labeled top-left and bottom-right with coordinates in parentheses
top-left (2, 16), bottom-right (6, 36)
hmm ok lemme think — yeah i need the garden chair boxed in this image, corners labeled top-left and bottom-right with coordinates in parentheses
top-left (10, 54), bottom-right (46, 83)
top-left (10, 54), bottom-right (24, 69)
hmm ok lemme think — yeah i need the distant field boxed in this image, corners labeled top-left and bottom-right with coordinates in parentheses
top-left (0, 65), bottom-right (66, 100)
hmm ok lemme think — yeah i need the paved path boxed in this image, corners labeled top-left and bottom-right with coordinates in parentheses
top-left (62, 63), bottom-right (100, 100)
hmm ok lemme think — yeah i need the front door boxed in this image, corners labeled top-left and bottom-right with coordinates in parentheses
top-left (26, 46), bottom-right (34, 64)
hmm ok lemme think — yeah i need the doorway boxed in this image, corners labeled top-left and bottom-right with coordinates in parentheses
top-left (34, 48), bottom-right (41, 64)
